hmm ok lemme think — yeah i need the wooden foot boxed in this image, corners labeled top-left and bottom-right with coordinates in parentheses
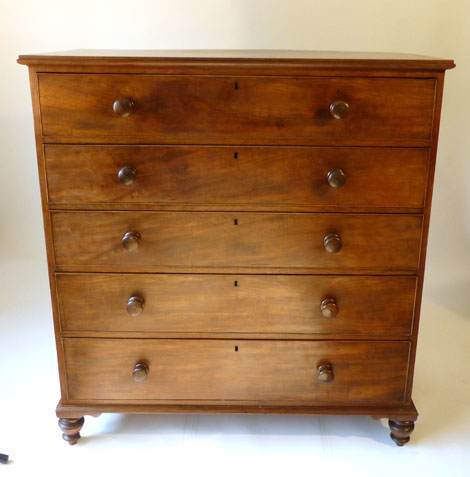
top-left (58, 417), bottom-right (85, 445)
top-left (388, 419), bottom-right (415, 446)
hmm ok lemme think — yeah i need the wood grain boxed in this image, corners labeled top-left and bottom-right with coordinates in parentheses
top-left (63, 338), bottom-right (410, 403)
top-left (45, 145), bottom-right (429, 209)
top-left (38, 74), bottom-right (435, 141)
top-left (51, 211), bottom-right (423, 271)
top-left (56, 273), bottom-right (417, 335)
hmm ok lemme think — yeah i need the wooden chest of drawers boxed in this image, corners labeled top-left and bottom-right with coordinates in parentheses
top-left (18, 50), bottom-right (454, 446)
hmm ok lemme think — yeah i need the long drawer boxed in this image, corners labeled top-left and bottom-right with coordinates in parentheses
top-left (51, 211), bottom-right (422, 271)
top-left (63, 339), bottom-right (410, 403)
top-left (38, 74), bottom-right (435, 140)
top-left (45, 145), bottom-right (429, 208)
top-left (56, 273), bottom-right (417, 335)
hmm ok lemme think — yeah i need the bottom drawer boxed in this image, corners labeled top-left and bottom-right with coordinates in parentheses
top-left (64, 339), bottom-right (410, 403)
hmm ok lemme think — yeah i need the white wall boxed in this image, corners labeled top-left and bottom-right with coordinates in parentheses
top-left (1, 0), bottom-right (469, 315)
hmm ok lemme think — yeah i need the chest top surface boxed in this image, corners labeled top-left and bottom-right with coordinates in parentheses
top-left (17, 49), bottom-right (455, 71)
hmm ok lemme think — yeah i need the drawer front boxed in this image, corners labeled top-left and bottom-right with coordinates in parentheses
top-left (45, 145), bottom-right (429, 208)
top-left (57, 273), bottom-right (416, 335)
top-left (51, 211), bottom-right (422, 271)
top-left (63, 339), bottom-right (410, 403)
top-left (39, 74), bottom-right (435, 141)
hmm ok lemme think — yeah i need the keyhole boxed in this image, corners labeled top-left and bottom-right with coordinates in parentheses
top-left (234, 152), bottom-right (238, 159)
top-left (234, 280), bottom-right (238, 287)
top-left (234, 219), bottom-right (238, 225)
top-left (234, 82), bottom-right (239, 90)
top-left (235, 346), bottom-right (239, 352)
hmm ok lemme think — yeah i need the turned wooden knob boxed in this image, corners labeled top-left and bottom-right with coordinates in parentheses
top-left (317, 363), bottom-right (334, 383)
top-left (324, 233), bottom-right (342, 253)
top-left (327, 169), bottom-right (346, 188)
top-left (133, 363), bottom-right (149, 382)
top-left (122, 231), bottom-right (141, 252)
top-left (118, 166), bottom-right (137, 185)
top-left (127, 296), bottom-right (145, 316)
top-left (330, 100), bottom-right (350, 119)
top-left (321, 298), bottom-right (338, 318)
top-left (113, 97), bottom-right (134, 117)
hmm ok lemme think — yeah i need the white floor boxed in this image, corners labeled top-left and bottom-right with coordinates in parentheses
top-left (1, 258), bottom-right (469, 477)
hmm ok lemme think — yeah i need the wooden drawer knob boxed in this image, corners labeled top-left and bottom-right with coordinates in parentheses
top-left (127, 296), bottom-right (145, 316)
top-left (324, 233), bottom-right (342, 253)
top-left (113, 98), bottom-right (134, 117)
top-left (330, 100), bottom-right (350, 119)
top-left (317, 363), bottom-right (334, 383)
top-left (118, 166), bottom-right (137, 185)
top-left (122, 231), bottom-right (141, 252)
top-left (321, 298), bottom-right (338, 318)
top-left (132, 363), bottom-right (149, 383)
top-left (327, 169), bottom-right (346, 188)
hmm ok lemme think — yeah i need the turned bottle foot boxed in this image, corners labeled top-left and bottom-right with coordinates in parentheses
top-left (58, 417), bottom-right (85, 445)
top-left (388, 419), bottom-right (415, 446)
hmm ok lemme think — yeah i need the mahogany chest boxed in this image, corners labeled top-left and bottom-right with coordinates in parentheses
top-left (18, 50), bottom-right (454, 445)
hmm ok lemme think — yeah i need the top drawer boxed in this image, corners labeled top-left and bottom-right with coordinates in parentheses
top-left (38, 74), bottom-right (435, 141)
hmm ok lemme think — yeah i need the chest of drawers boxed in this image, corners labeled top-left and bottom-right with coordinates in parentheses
top-left (18, 50), bottom-right (454, 446)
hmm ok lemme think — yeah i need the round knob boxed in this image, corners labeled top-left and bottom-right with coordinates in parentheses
top-left (133, 363), bottom-right (149, 383)
top-left (122, 231), bottom-right (141, 252)
top-left (118, 166), bottom-right (137, 186)
top-left (113, 98), bottom-right (134, 117)
top-left (327, 169), bottom-right (346, 188)
top-left (329, 100), bottom-right (350, 120)
top-left (317, 363), bottom-right (334, 383)
top-left (127, 296), bottom-right (145, 317)
top-left (324, 234), bottom-right (342, 253)
top-left (321, 298), bottom-right (338, 318)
